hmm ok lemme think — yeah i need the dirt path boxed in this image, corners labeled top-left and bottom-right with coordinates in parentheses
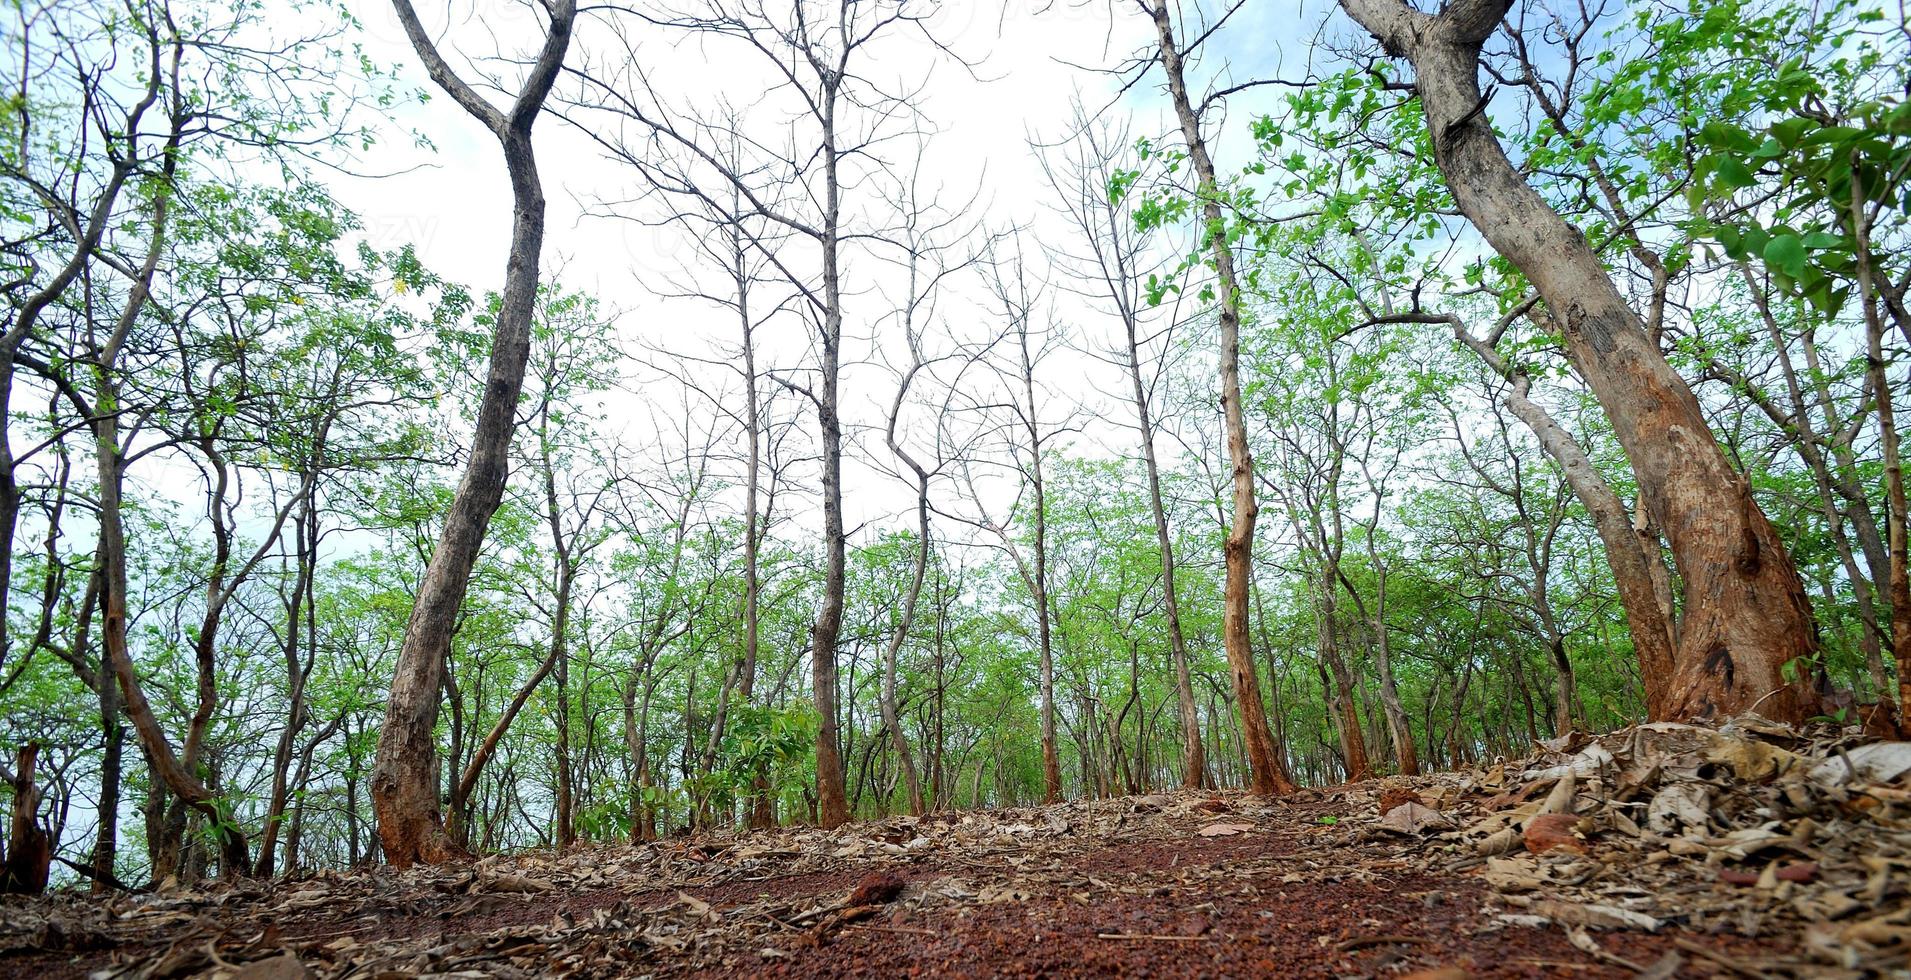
top-left (0, 789), bottom-right (1811, 978)
top-left (12, 722), bottom-right (1911, 978)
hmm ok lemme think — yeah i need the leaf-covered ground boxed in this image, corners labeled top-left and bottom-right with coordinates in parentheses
top-left (4, 718), bottom-right (1908, 978)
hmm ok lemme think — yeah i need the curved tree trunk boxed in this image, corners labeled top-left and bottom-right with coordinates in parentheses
top-left (371, 0), bottom-right (575, 866)
top-left (1342, 0), bottom-right (1820, 723)
top-left (1124, 298), bottom-right (1208, 790)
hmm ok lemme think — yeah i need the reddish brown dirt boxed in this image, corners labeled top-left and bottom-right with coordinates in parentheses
top-left (748, 875), bottom-right (1778, 979)
top-left (721, 827), bottom-right (1783, 979)
top-left (0, 796), bottom-right (1804, 979)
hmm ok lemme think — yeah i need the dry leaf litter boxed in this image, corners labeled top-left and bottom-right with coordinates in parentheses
top-left (0, 716), bottom-right (1904, 978)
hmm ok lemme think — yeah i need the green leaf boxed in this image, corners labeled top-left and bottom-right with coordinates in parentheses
top-left (1701, 121), bottom-right (1758, 154)
top-left (1714, 157), bottom-right (1757, 189)
top-left (1771, 117), bottom-right (1813, 149)
top-left (1763, 233), bottom-right (1807, 278)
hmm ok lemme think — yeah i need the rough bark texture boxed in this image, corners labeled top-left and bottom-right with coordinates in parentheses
top-left (1342, 0), bottom-right (1820, 723)
top-left (810, 94), bottom-right (851, 829)
top-left (2, 744), bottom-right (48, 894)
top-left (1150, 0), bottom-right (1291, 796)
top-left (371, 0), bottom-right (574, 867)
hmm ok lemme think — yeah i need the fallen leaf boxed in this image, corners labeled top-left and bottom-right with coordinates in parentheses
top-left (1808, 742), bottom-right (1911, 786)
top-left (1645, 783), bottom-right (1709, 836)
top-left (1523, 812), bottom-right (1586, 855)
top-left (1197, 822), bottom-right (1254, 837)
top-left (483, 873), bottom-right (554, 894)
top-left (1380, 802), bottom-right (1452, 835)
top-left (1530, 898), bottom-right (1661, 931)
top-left (1703, 732), bottom-right (1801, 782)
top-left (1482, 856), bottom-right (1545, 893)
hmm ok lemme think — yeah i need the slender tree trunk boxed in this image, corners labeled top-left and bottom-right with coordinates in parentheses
top-left (542, 430), bottom-right (577, 848)
top-left (1343, 0), bottom-right (1819, 722)
top-left (1006, 315), bottom-right (1064, 804)
top-left (90, 163), bottom-right (249, 874)
top-left (552, 596), bottom-right (575, 847)
top-left (877, 496), bottom-right (929, 815)
top-left (1357, 578), bottom-right (1418, 775)
top-left (1850, 171), bottom-right (1911, 733)
top-left (256, 502), bottom-right (316, 876)
top-left (1123, 299), bottom-right (1207, 789)
top-left (809, 88), bottom-right (852, 830)
top-left (737, 249), bottom-right (772, 830)
top-left (91, 656), bottom-right (121, 892)
top-left (1452, 343), bottom-right (1680, 716)
top-left (1148, 0), bottom-right (1290, 794)
top-left (451, 590), bottom-right (569, 827)
top-left (1314, 568), bottom-right (1372, 782)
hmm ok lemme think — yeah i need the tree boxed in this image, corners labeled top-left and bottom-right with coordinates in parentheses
top-left (971, 241), bottom-right (1068, 803)
top-left (1340, 0), bottom-right (1822, 722)
top-left (1038, 104), bottom-right (1208, 790)
top-left (1144, 0), bottom-right (1292, 794)
top-left (566, 0), bottom-right (957, 829)
top-left (371, 0), bottom-right (576, 867)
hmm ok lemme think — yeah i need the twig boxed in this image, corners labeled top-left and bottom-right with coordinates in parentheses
top-left (1097, 932), bottom-right (1212, 941)
top-left (1337, 935), bottom-right (1430, 951)
top-left (1672, 938), bottom-right (1778, 980)
top-left (846, 923), bottom-right (939, 937)
top-left (53, 855), bottom-right (144, 893)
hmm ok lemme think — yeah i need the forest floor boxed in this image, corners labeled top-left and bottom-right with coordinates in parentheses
top-left (4, 719), bottom-right (1910, 979)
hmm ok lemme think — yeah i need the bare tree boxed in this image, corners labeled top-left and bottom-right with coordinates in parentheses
top-left (591, 116), bottom-right (801, 830)
top-left (1036, 103), bottom-right (1208, 790)
top-left (871, 163), bottom-right (987, 815)
top-left (371, 0), bottom-right (576, 867)
top-left (565, 0), bottom-right (959, 828)
top-left (977, 240), bottom-right (1068, 803)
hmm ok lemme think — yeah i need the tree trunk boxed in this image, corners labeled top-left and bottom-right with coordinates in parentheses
top-left (257, 499), bottom-right (317, 876)
top-left (1446, 326), bottom-right (1680, 717)
top-left (89, 164), bottom-right (250, 875)
top-left (1343, 0), bottom-right (1819, 722)
top-left (1149, 0), bottom-right (1290, 794)
top-left (1349, 573), bottom-right (1418, 776)
top-left (2, 744), bottom-right (48, 895)
top-left (877, 498), bottom-right (929, 816)
top-left (371, 0), bottom-right (574, 866)
top-left (808, 86), bottom-right (852, 831)
top-left (1315, 569), bottom-right (1372, 782)
top-left (1849, 169), bottom-right (1911, 734)
top-left (1011, 317), bottom-right (1064, 804)
top-left (1123, 289), bottom-right (1207, 790)
top-left (737, 248), bottom-right (773, 830)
